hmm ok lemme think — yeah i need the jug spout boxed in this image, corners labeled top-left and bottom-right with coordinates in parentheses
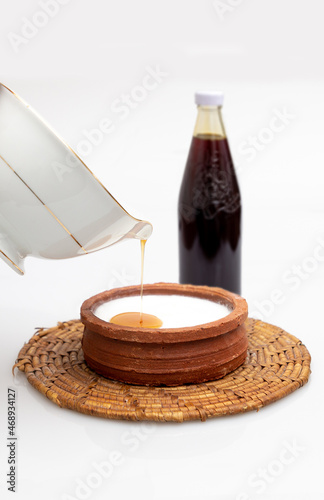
top-left (78, 211), bottom-right (153, 253)
top-left (126, 219), bottom-right (153, 241)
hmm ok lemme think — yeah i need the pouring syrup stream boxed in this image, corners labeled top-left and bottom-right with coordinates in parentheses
top-left (109, 240), bottom-right (163, 329)
top-left (140, 238), bottom-right (145, 324)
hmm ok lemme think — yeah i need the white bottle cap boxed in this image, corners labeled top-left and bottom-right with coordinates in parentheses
top-left (195, 90), bottom-right (224, 107)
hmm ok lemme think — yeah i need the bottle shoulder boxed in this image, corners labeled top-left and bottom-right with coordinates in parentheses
top-left (182, 136), bottom-right (239, 183)
top-left (179, 135), bottom-right (241, 216)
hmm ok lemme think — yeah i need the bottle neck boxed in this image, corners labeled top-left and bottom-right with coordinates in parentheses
top-left (193, 105), bottom-right (226, 139)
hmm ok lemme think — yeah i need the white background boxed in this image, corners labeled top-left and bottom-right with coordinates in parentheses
top-left (1, 1), bottom-right (324, 499)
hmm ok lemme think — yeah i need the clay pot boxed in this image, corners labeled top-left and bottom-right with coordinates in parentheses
top-left (81, 283), bottom-right (248, 386)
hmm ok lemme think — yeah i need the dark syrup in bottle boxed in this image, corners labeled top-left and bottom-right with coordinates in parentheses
top-left (178, 93), bottom-right (241, 294)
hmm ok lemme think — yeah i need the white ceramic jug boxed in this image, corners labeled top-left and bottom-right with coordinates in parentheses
top-left (0, 83), bottom-right (152, 275)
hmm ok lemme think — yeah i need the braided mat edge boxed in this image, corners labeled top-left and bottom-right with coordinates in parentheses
top-left (13, 318), bottom-right (311, 422)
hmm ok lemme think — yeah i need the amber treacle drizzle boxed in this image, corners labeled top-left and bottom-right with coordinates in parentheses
top-left (110, 240), bottom-right (163, 329)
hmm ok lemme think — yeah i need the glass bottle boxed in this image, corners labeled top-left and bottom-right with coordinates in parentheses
top-left (178, 91), bottom-right (241, 294)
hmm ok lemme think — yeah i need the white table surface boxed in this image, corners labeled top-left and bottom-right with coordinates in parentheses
top-left (1, 1), bottom-right (324, 499)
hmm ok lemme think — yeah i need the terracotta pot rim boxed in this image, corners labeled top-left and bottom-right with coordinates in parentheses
top-left (80, 282), bottom-right (248, 344)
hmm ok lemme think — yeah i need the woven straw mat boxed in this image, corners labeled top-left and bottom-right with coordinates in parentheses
top-left (14, 318), bottom-right (311, 422)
